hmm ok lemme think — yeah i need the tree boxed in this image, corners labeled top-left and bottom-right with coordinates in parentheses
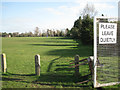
top-left (8, 33), bottom-right (13, 37)
top-left (53, 31), bottom-right (56, 36)
top-left (74, 16), bottom-right (82, 29)
top-left (19, 33), bottom-right (24, 37)
top-left (39, 30), bottom-right (42, 37)
top-left (50, 30), bottom-right (53, 37)
top-left (65, 28), bottom-right (70, 37)
top-left (70, 16), bottom-right (82, 39)
top-left (81, 15), bottom-right (93, 44)
top-left (13, 32), bottom-right (19, 37)
top-left (69, 3), bottom-right (96, 44)
top-left (56, 30), bottom-right (60, 37)
top-left (0, 32), bottom-right (2, 37)
top-left (73, 16), bottom-right (82, 38)
top-left (81, 3), bottom-right (97, 18)
top-left (70, 27), bottom-right (79, 39)
top-left (47, 29), bottom-right (50, 36)
top-left (28, 31), bottom-right (33, 37)
top-left (60, 31), bottom-right (64, 37)
top-left (34, 27), bottom-right (39, 37)
top-left (2, 32), bottom-right (7, 37)
top-left (42, 33), bottom-right (47, 37)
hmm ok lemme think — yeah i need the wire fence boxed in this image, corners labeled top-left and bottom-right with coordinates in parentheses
top-left (96, 17), bottom-right (120, 85)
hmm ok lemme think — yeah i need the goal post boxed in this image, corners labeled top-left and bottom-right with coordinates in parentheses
top-left (94, 16), bottom-right (120, 88)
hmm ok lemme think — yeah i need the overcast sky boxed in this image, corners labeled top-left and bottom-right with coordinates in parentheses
top-left (1, 0), bottom-right (119, 33)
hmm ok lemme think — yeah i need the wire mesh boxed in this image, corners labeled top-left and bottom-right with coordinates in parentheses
top-left (95, 17), bottom-right (119, 84)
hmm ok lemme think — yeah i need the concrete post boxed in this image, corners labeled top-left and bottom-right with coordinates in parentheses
top-left (35, 54), bottom-right (40, 76)
top-left (1, 53), bottom-right (7, 73)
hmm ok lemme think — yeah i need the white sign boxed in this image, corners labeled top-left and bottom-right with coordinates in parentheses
top-left (99, 23), bottom-right (117, 44)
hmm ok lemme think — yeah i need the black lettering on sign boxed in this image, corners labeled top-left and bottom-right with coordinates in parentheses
top-left (100, 38), bottom-right (115, 42)
top-left (101, 24), bottom-right (115, 29)
top-left (102, 31), bottom-right (113, 36)
top-left (101, 24), bottom-right (104, 29)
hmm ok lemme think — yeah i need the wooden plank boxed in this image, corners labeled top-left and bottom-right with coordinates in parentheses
top-left (70, 58), bottom-right (87, 64)
top-left (77, 80), bottom-right (90, 84)
top-left (75, 55), bottom-right (79, 76)
top-left (69, 62), bottom-right (88, 68)
top-left (95, 82), bottom-right (120, 88)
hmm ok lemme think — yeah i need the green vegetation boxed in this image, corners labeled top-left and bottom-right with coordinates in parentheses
top-left (69, 4), bottom-right (96, 45)
top-left (70, 15), bottom-right (93, 45)
top-left (97, 57), bottom-right (119, 84)
top-left (2, 37), bottom-right (119, 88)
top-left (2, 37), bottom-right (93, 88)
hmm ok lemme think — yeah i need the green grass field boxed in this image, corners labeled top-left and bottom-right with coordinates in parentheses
top-left (1, 37), bottom-right (119, 88)
top-left (97, 57), bottom-right (119, 84)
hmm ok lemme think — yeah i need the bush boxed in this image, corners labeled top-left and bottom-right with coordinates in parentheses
top-left (81, 15), bottom-right (93, 45)
top-left (70, 27), bottom-right (80, 39)
top-left (70, 15), bottom-right (93, 45)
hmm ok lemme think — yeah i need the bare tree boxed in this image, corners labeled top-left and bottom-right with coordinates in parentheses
top-left (81, 3), bottom-right (97, 18)
top-left (47, 29), bottom-right (50, 36)
top-left (34, 27), bottom-right (39, 37)
top-left (28, 31), bottom-right (33, 37)
top-left (13, 32), bottom-right (19, 37)
top-left (39, 29), bottom-right (42, 37)
top-left (56, 30), bottom-right (60, 37)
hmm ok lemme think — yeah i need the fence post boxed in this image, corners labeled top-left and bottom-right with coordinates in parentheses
top-left (35, 54), bottom-right (40, 76)
top-left (75, 55), bottom-right (79, 76)
top-left (1, 53), bottom-right (7, 73)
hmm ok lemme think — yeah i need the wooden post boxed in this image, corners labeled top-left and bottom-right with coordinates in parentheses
top-left (1, 53), bottom-right (7, 73)
top-left (75, 55), bottom-right (79, 76)
top-left (35, 54), bottom-right (40, 76)
top-left (88, 56), bottom-right (94, 75)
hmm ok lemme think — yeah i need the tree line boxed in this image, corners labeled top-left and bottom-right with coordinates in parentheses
top-left (1, 28), bottom-right (70, 37)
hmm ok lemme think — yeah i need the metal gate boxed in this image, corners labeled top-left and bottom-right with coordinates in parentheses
top-left (94, 17), bottom-right (120, 87)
